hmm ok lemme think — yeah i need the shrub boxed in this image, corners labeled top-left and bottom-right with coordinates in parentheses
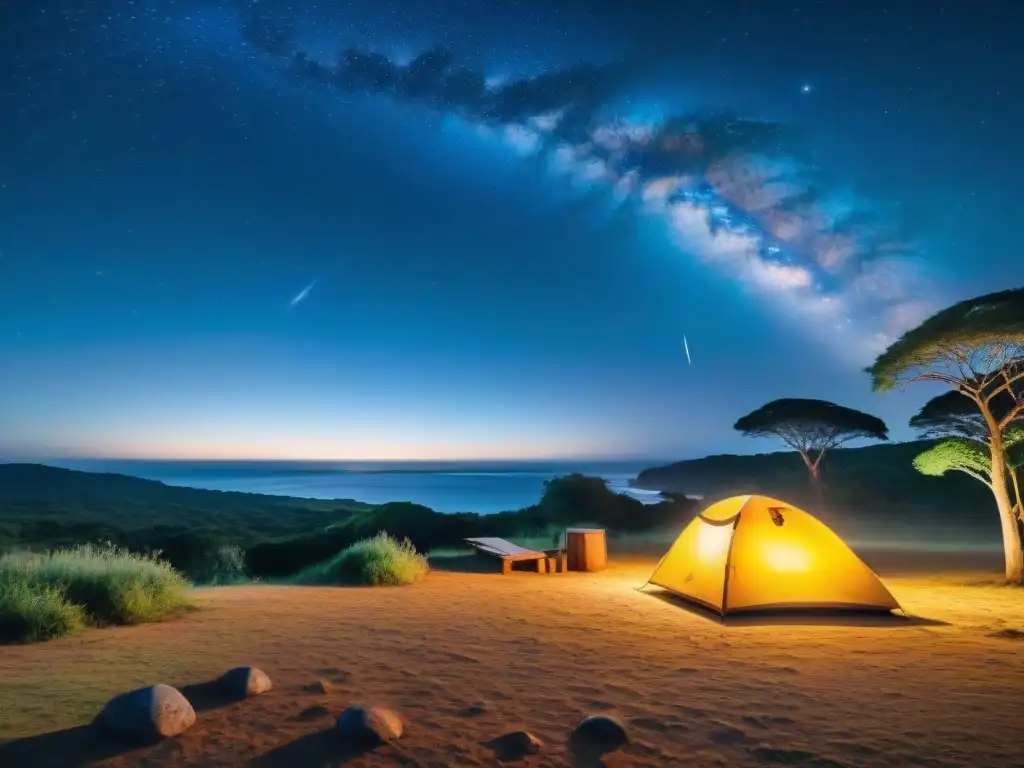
top-left (190, 544), bottom-right (249, 585)
top-left (295, 532), bottom-right (429, 586)
top-left (0, 543), bottom-right (190, 642)
top-left (0, 574), bottom-right (86, 643)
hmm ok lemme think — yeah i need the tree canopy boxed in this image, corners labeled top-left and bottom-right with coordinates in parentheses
top-left (734, 398), bottom-right (889, 499)
top-left (866, 287), bottom-right (1024, 393)
top-left (914, 439), bottom-right (994, 486)
top-left (909, 373), bottom-right (1023, 441)
top-left (734, 398), bottom-right (889, 451)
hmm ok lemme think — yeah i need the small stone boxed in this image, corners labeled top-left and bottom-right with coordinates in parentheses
top-left (336, 706), bottom-right (403, 746)
top-left (569, 714), bottom-right (629, 757)
top-left (220, 666), bottom-right (273, 697)
top-left (98, 684), bottom-right (196, 741)
top-left (487, 730), bottom-right (544, 760)
top-left (460, 699), bottom-right (489, 717)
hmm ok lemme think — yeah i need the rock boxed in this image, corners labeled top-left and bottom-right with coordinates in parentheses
top-left (220, 666), bottom-right (273, 697)
top-left (487, 730), bottom-right (543, 760)
top-left (569, 714), bottom-right (629, 757)
top-left (336, 706), bottom-right (403, 746)
top-left (98, 684), bottom-right (196, 741)
top-left (460, 699), bottom-right (489, 717)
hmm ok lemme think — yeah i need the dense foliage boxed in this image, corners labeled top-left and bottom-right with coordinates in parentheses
top-left (866, 287), bottom-right (1024, 392)
top-left (733, 398), bottom-right (888, 494)
top-left (0, 544), bottom-right (190, 643)
top-left (0, 466), bottom-right (696, 581)
top-left (294, 533), bottom-right (429, 586)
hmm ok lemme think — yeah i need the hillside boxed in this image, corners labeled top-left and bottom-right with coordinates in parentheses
top-left (0, 463), bottom-right (371, 550)
top-left (633, 441), bottom-right (999, 547)
top-left (0, 464), bottom-right (694, 579)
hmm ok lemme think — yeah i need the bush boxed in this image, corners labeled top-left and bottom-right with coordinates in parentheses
top-left (0, 543), bottom-right (190, 642)
top-left (190, 544), bottom-right (249, 585)
top-left (0, 575), bottom-right (86, 643)
top-left (295, 532), bottom-right (429, 586)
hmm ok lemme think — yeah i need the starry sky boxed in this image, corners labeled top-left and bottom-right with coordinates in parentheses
top-left (1, 0), bottom-right (1021, 461)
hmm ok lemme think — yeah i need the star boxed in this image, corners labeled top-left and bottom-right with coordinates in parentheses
top-left (801, 84), bottom-right (813, 94)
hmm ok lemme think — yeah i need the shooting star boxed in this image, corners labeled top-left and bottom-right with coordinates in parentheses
top-left (289, 278), bottom-right (318, 309)
top-left (683, 335), bottom-right (692, 365)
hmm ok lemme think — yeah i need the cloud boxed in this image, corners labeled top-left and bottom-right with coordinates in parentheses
top-left (236, 13), bottom-right (932, 361)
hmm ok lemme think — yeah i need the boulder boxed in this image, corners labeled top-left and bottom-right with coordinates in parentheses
top-left (336, 706), bottom-right (403, 746)
top-left (487, 730), bottom-right (544, 760)
top-left (220, 666), bottom-right (273, 697)
top-left (98, 684), bottom-right (196, 741)
top-left (569, 714), bottom-right (629, 758)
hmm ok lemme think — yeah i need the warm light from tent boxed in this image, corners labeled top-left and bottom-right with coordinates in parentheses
top-left (696, 522), bottom-right (733, 562)
top-left (761, 542), bottom-right (812, 573)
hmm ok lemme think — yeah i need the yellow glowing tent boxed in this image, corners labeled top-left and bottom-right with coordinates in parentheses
top-left (645, 495), bottom-right (900, 615)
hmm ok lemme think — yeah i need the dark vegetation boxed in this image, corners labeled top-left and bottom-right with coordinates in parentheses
top-left (293, 532), bottom-right (429, 587)
top-left (0, 464), bottom-right (697, 582)
top-left (633, 440), bottom-right (998, 546)
top-left (0, 544), bottom-right (190, 643)
top-left (732, 398), bottom-right (889, 499)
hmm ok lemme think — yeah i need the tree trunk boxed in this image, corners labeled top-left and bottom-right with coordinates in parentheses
top-left (799, 451), bottom-right (825, 510)
top-left (990, 435), bottom-right (1024, 585)
top-left (1009, 464), bottom-right (1022, 517)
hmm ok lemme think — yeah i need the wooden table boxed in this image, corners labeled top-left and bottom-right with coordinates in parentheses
top-left (565, 528), bottom-right (607, 572)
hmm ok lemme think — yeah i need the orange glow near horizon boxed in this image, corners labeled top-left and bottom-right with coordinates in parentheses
top-left (16, 435), bottom-right (629, 463)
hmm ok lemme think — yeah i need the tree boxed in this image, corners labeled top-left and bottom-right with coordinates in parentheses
top-left (910, 380), bottom-right (1024, 519)
top-left (733, 398), bottom-right (889, 503)
top-left (914, 439), bottom-right (1001, 489)
top-left (866, 287), bottom-right (1024, 583)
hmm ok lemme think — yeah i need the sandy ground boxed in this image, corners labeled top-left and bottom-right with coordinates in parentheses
top-left (1, 551), bottom-right (1023, 768)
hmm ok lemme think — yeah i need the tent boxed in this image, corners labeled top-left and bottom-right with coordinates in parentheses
top-left (644, 495), bottom-right (900, 615)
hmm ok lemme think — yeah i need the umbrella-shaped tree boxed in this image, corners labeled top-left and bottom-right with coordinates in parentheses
top-left (910, 378), bottom-right (1024, 519)
top-left (866, 287), bottom-right (1024, 583)
top-left (914, 431), bottom-right (1024, 515)
top-left (733, 398), bottom-right (889, 503)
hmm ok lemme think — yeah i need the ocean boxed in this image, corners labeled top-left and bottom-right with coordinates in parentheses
top-left (47, 459), bottom-right (667, 514)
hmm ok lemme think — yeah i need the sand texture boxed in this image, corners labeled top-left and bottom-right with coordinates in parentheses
top-left (1, 553), bottom-right (1022, 767)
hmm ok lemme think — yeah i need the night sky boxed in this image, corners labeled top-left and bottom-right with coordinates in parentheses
top-left (1, 1), bottom-right (1021, 461)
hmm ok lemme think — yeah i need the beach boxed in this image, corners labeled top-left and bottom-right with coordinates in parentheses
top-left (1, 550), bottom-right (1020, 767)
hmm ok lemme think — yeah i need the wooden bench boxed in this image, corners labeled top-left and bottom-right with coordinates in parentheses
top-left (464, 538), bottom-right (566, 574)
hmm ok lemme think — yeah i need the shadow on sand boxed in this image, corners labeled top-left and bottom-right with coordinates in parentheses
top-left (646, 590), bottom-right (948, 627)
top-left (429, 553), bottom-right (504, 574)
top-left (0, 674), bottom-right (256, 767)
top-left (0, 725), bottom-right (149, 768)
top-left (250, 729), bottom-right (376, 767)
top-left (176, 679), bottom-right (243, 713)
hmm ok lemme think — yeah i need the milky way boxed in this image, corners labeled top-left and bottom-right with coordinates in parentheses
top-left (184, 1), bottom-right (936, 362)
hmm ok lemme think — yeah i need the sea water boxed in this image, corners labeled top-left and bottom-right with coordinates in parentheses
top-left (47, 459), bottom-right (667, 514)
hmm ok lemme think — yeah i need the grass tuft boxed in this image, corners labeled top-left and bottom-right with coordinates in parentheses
top-left (0, 543), bottom-right (190, 643)
top-left (294, 532), bottom-right (429, 586)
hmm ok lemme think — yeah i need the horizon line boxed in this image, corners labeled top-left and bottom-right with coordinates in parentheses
top-left (0, 438), bottom-right (927, 466)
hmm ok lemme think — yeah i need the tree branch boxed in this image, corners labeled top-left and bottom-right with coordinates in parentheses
top-left (952, 467), bottom-right (993, 487)
top-left (985, 368), bottom-right (1024, 404)
top-left (999, 401), bottom-right (1024, 431)
top-left (911, 371), bottom-right (971, 389)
